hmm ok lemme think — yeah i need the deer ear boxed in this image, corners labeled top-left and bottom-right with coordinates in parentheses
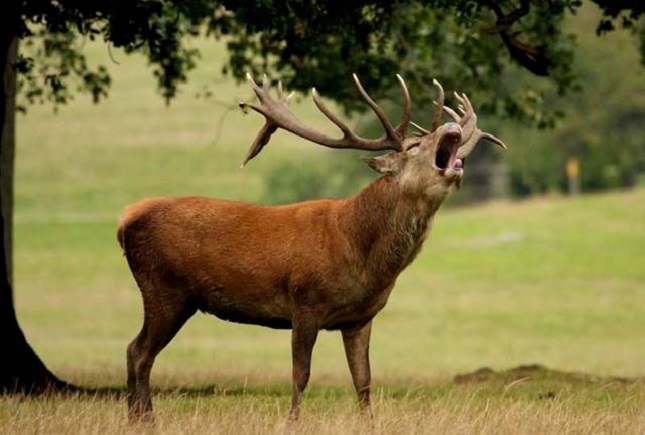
top-left (361, 153), bottom-right (402, 174)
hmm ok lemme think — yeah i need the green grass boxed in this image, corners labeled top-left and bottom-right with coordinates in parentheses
top-left (9, 39), bottom-right (645, 432)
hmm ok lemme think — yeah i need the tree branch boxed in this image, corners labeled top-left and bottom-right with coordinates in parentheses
top-left (488, 0), bottom-right (552, 76)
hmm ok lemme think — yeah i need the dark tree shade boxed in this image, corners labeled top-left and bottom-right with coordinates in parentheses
top-left (1, 4), bottom-right (68, 393)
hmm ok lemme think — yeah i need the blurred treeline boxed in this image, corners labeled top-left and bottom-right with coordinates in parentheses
top-left (502, 6), bottom-right (645, 198)
top-left (262, 6), bottom-right (645, 205)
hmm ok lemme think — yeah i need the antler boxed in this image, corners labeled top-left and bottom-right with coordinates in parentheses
top-left (239, 74), bottom-right (412, 167)
top-left (430, 79), bottom-right (445, 132)
top-left (443, 92), bottom-right (507, 159)
top-left (410, 79), bottom-right (445, 135)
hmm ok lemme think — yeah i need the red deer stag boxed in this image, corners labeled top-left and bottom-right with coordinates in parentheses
top-left (118, 74), bottom-right (506, 421)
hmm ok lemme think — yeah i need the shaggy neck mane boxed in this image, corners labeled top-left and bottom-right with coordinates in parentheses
top-left (338, 175), bottom-right (445, 290)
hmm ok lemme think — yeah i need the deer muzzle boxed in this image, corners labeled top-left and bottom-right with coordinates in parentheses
top-left (435, 123), bottom-right (463, 172)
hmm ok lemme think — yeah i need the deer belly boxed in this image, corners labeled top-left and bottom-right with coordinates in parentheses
top-left (198, 284), bottom-right (293, 329)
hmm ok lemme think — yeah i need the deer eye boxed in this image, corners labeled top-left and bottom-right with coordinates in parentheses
top-left (407, 144), bottom-right (420, 155)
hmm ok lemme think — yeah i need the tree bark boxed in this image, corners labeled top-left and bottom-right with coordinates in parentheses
top-left (0, 17), bottom-right (68, 394)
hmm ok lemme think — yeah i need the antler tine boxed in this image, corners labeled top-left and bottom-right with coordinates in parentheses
top-left (394, 74), bottom-right (412, 137)
top-left (452, 92), bottom-right (477, 142)
top-left (443, 105), bottom-right (461, 123)
top-left (352, 74), bottom-right (402, 146)
top-left (456, 129), bottom-right (507, 159)
top-left (481, 132), bottom-right (507, 149)
top-left (312, 88), bottom-right (354, 138)
top-left (277, 80), bottom-right (283, 99)
top-left (430, 79), bottom-right (444, 132)
top-left (275, 80), bottom-right (295, 103)
top-left (411, 121), bottom-right (429, 134)
top-left (245, 73), bottom-right (264, 103)
top-left (262, 74), bottom-right (270, 92)
top-left (240, 122), bottom-right (278, 168)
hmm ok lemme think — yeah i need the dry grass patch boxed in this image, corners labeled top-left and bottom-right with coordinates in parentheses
top-left (2, 365), bottom-right (643, 434)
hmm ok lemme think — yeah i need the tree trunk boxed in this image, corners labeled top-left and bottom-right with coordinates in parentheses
top-left (0, 25), bottom-right (68, 394)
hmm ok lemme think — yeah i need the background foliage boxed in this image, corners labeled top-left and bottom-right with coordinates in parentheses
top-left (14, 1), bottom-right (645, 203)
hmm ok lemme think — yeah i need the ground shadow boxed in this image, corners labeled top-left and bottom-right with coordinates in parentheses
top-left (10, 382), bottom-right (293, 401)
top-left (5, 364), bottom-right (641, 402)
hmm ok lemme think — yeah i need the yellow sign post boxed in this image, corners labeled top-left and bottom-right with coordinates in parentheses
top-left (566, 158), bottom-right (580, 195)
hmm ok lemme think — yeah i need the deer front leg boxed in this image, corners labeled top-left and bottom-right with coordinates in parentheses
top-left (341, 320), bottom-right (373, 417)
top-left (289, 313), bottom-right (319, 421)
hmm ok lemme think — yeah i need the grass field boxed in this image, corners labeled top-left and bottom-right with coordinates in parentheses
top-left (6, 40), bottom-right (645, 433)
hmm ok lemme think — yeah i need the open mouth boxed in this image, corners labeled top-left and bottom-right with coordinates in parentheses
top-left (435, 124), bottom-right (463, 173)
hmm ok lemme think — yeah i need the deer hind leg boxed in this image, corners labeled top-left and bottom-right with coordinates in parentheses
top-left (127, 294), bottom-right (196, 422)
top-left (341, 320), bottom-right (373, 418)
top-left (288, 313), bottom-right (319, 421)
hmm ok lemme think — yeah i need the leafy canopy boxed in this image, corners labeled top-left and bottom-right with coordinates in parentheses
top-left (11, 0), bottom-right (645, 126)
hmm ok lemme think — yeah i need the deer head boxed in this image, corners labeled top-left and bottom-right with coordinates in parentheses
top-left (239, 74), bottom-right (506, 195)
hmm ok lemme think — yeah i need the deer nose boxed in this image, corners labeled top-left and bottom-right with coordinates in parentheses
top-left (443, 123), bottom-right (462, 142)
